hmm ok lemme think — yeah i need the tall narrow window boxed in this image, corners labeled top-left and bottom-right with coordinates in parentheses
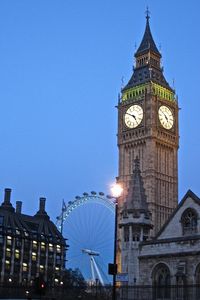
top-left (181, 208), bottom-right (197, 235)
top-left (124, 226), bottom-right (129, 242)
top-left (152, 263), bottom-right (171, 299)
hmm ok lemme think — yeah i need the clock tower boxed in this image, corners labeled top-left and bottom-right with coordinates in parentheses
top-left (117, 13), bottom-right (179, 236)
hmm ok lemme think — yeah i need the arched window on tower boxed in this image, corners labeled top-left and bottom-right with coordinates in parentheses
top-left (124, 226), bottom-right (129, 242)
top-left (131, 225), bottom-right (140, 242)
top-left (181, 208), bottom-right (198, 235)
top-left (152, 263), bottom-right (171, 299)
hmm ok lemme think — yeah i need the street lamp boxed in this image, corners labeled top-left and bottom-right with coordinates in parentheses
top-left (110, 183), bottom-right (123, 300)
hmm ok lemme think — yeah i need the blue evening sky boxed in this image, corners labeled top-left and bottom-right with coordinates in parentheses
top-left (0, 0), bottom-right (199, 220)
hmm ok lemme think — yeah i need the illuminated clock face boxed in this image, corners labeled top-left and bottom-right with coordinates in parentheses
top-left (124, 105), bottom-right (143, 129)
top-left (158, 105), bottom-right (174, 129)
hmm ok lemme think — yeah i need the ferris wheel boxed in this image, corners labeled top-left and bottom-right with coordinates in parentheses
top-left (56, 192), bottom-right (115, 285)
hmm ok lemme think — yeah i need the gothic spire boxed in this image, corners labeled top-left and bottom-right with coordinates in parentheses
top-left (122, 12), bottom-right (173, 91)
top-left (126, 157), bottom-right (149, 213)
top-left (135, 10), bottom-right (161, 58)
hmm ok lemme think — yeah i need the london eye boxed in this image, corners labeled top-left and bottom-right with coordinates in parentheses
top-left (56, 192), bottom-right (115, 285)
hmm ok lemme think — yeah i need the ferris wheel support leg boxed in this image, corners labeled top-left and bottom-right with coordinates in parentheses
top-left (90, 257), bottom-right (96, 284)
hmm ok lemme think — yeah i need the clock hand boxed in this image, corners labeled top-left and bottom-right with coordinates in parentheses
top-left (132, 114), bottom-right (137, 121)
top-left (126, 112), bottom-right (140, 125)
top-left (126, 112), bottom-right (137, 120)
top-left (162, 111), bottom-right (168, 122)
top-left (164, 114), bottom-right (168, 122)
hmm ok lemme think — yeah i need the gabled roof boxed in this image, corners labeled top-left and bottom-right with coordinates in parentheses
top-left (155, 190), bottom-right (200, 239)
top-left (135, 15), bottom-right (161, 58)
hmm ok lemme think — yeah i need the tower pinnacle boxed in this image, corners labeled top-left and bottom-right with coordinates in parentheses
top-left (122, 12), bottom-right (173, 91)
top-left (125, 157), bottom-right (149, 214)
top-left (135, 11), bottom-right (160, 57)
top-left (145, 6), bottom-right (150, 21)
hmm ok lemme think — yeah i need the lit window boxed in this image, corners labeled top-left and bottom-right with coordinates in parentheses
top-left (54, 278), bottom-right (59, 282)
top-left (41, 242), bottom-right (45, 250)
top-left (7, 236), bottom-right (12, 245)
top-left (55, 267), bottom-right (59, 271)
top-left (49, 243), bottom-right (54, 252)
top-left (56, 245), bottom-right (61, 253)
top-left (32, 241), bottom-right (37, 249)
top-left (32, 252), bottom-right (37, 261)
top-left (39, 265), bottom-right (44, 272)
top-left (6, 248), bottom-right (11, 257)
top-left (5, 260), bottom-right (10, 270)
top-left (23, 263), bottom-right (28, 272)
top-left (15, 249), bottom-right (20, 259)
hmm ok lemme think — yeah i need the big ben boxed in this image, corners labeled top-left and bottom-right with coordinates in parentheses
top-left (117, 13), bottom-right (179, 235)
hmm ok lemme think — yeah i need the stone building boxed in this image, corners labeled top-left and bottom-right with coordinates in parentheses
top-left (139, 189), bottom-right (200, 290)
top-left (0, 188), bottom-right (66, 287)
top-left (117, 12), bottom-right (200, 299)
top-left (120, 157), bottom-right (200, 290)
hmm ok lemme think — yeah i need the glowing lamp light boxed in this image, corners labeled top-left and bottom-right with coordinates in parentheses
top-left (111, 184), bottom-right (123, 198)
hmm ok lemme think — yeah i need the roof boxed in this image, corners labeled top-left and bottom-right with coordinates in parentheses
top-left (122, 15), bottom-right (173, 92)
top-left (123, 65), bottom-right (171, 91)
top-left (135, 15), bottom-right (161, 58)
top-left (154, 190), bottom-right (200, 240)
top-left (0, 189), bottom-right (65, 245)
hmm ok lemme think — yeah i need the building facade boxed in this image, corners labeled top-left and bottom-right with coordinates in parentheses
top-left (139, 190), bottom-right (200, 291)
top-left (0, 188), bottom-right (66, 289)
top-left (117, 13), bottom-right (200, 300)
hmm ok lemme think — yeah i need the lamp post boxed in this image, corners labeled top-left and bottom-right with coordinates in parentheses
top-left (110, 184), bottom-right (123, 300)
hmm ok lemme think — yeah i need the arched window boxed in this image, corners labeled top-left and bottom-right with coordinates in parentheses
top-left (152, 263), bottom-right (171, 299)
top-left (124, 226), bottom-right (129, 242)
top-left (181, 208), bottom-right (198, 235)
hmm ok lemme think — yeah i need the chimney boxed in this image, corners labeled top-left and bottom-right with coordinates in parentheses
top-left (39, 197), bottom-right (46, 213)
top-left (16, 201), bottom-right (22, 214)
top-left (4, 188), bottom-right (11, 205)
top-left (35, 197), bottom-right (49, 219)
top-left (1, 188), bottom-right (14, 212)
